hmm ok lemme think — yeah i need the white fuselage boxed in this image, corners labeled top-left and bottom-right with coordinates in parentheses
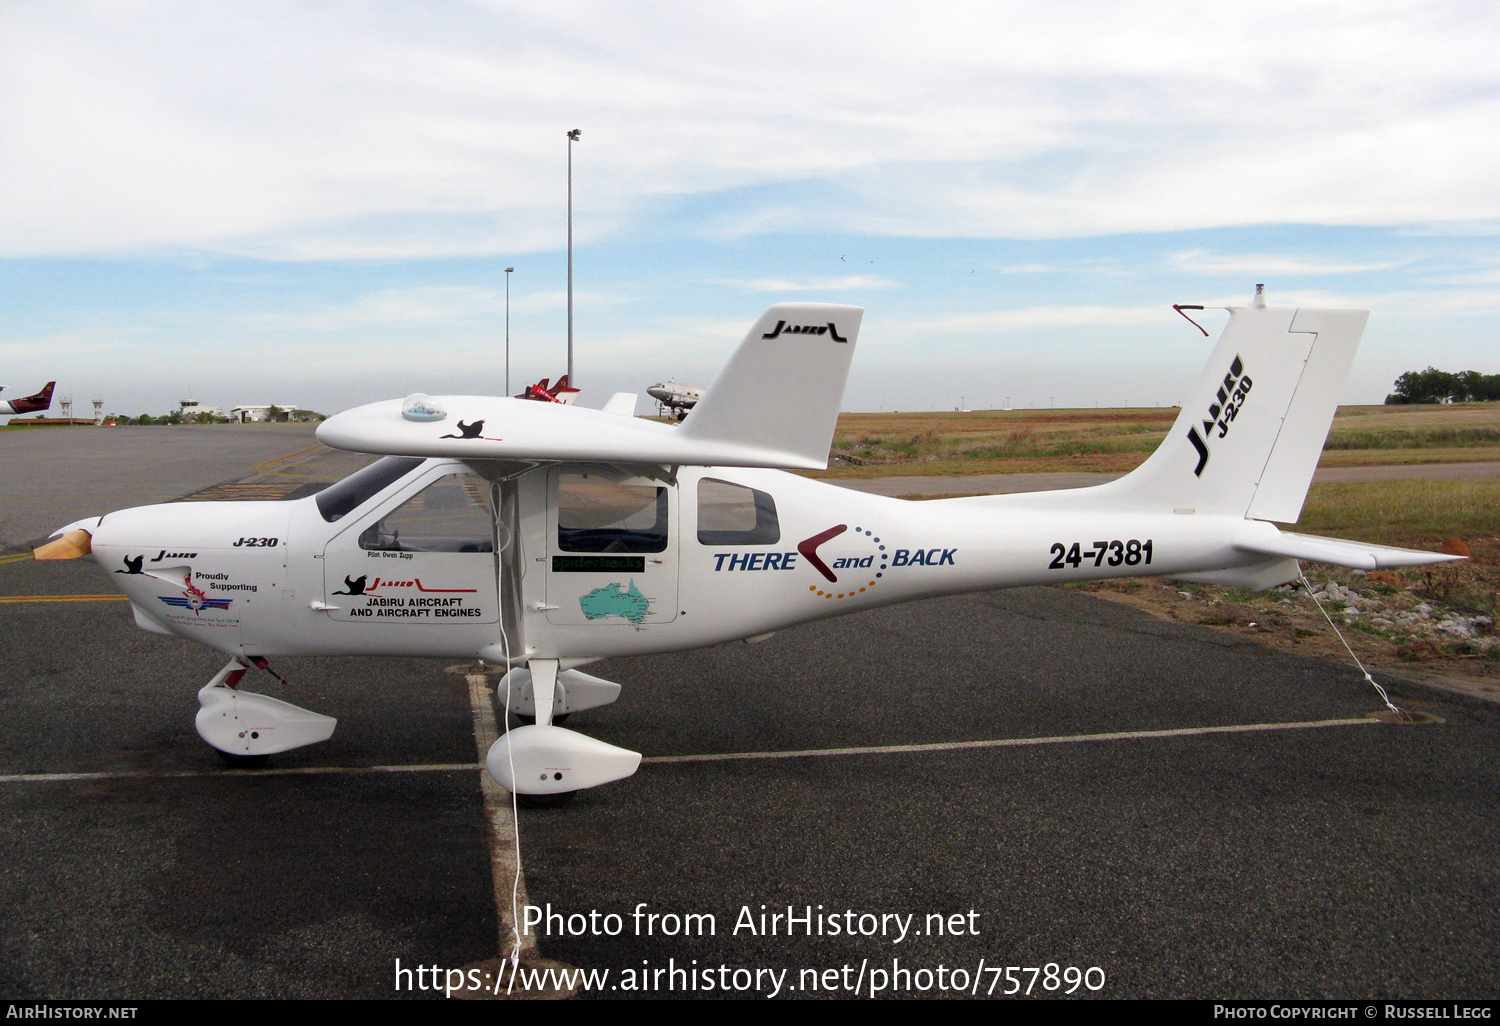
top-left (87, 458), bottom-right (1270, 666)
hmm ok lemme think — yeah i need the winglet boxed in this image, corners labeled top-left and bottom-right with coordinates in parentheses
top-left (678, 304), bottom-right (863, 468)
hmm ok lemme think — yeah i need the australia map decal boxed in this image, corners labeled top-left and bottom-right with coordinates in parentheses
top-left (579, 579), bottom-right (651, 625)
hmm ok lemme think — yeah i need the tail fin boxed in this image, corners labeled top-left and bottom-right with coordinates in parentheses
top-left (3, 381), bottom-right (55, 415)
top-left (1078, 305), bottom-right (1367, 521)
top-left (678, 303), bottom-right (862, 469)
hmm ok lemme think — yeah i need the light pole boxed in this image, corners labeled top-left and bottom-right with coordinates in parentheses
top-left (504, 266), bottom-right (514, 396)
top-left (566, 128), bottom-right (580, 385)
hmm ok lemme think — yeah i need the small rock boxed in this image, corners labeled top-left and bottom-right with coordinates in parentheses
top-left (1350, 569), bottom-right (1367, 576)
top-left (1177, 591), bottom-right (1193, 599)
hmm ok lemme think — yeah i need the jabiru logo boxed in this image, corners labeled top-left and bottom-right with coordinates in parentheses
top-left (761, 320), bottom-right (848, 343)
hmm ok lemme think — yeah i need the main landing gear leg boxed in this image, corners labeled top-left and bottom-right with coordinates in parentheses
top-left (195, 656), bottom-right (337, 765)
top-left (485, 658), bottom-right (641, 807)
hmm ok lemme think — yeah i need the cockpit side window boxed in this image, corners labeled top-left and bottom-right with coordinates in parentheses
top-left (358, 471), bottom-right (494, 553)
top-left (556, 472), bottom-right (668, 553)
top-left (314, 456), bottom-right (425, 522)
top-left (696, 478), bottom-right (779, 545)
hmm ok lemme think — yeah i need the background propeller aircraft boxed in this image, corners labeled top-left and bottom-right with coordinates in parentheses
top-left (646, 379), bottom-right (704, 420)
top-left (35, 296), bottom-right (1460, 803)
top-left (0, 381), bottom-right (56, 416)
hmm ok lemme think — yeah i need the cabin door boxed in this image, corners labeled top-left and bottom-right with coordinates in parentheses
top-left (321, 463), bottom-right (499, 643)
top-left (543, 466), bottom-right (679, 627)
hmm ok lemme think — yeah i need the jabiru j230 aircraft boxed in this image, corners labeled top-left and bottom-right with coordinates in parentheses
top-left (36, 292), bottom-right (1460, 803)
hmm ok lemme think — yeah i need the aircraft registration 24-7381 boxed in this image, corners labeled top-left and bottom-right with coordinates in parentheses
top-left (36, 291), bottom-right (1461, 804)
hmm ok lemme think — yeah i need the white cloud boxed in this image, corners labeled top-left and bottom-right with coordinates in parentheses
top-left (3, 2), bottom-right (1500, 257)
top-left (711, 275), bottom-right (897, 292)
top-left (1168, 250), bottom-right (1413, 276)
top-left (907, 304), bottom-right (1172, 334)
top-left (248, 285), bottom-right (621, 332)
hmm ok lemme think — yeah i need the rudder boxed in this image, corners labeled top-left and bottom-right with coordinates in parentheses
top-left (1069, 304), bottom-right (1366, 520)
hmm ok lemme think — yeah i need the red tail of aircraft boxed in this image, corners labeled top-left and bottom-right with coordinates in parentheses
top-left (515, 374), bottom-right (581, 404)
top-left (0, 381), bottom-right (55, 416)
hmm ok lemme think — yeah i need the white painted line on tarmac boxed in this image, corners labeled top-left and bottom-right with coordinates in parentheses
top-left (641, 716), bottom-right (1382, 765)
top-left (0, 716), bottom-right (1387, 785)
top-left (0, 762), bottom-right (476, 783)
top-left (465, 672), bottom-right (540, 964)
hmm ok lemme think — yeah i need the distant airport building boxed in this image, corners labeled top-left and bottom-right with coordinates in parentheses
top-left (179, 400), bottom-right (225, 419)
top-left (232, 404), bottom-right (300, 423)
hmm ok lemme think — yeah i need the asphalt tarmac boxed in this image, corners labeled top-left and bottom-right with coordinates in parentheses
top-left (1, 432), bottom-right (1496, 999)
top-left (0, 424), bottom-right (324, 549)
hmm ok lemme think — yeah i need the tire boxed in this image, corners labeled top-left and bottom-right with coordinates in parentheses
top-left (516, 790), bottom-right (577, 809)
top-left (215, 749), bottom-right (270, 768)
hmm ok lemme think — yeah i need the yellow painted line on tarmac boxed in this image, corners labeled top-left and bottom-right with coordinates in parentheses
top-left (250, 444), bottom-right (323, 475)
top-left (0, 553), bottom-right (33, 565)
top-left (0, 594), bottom-right (129, 603)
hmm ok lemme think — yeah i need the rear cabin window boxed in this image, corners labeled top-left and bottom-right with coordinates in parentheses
top-left (358, 472), bottom-right (494, 553)
top-left (557, 472), bottom-right (668, 553)
top-left (696, 478), bottom-right (780, 545)
top-left (315, 456), bottom-right (425, 522)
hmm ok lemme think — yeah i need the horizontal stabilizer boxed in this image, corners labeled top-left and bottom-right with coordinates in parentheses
top-left (1236, 530), bottom-right (1462, 570)
top-left (1173, 556), bottom-right (1302, 591)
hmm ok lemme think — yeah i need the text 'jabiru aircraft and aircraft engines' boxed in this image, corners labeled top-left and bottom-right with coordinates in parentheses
top-left (35, 292), bottom-right (1459, 802)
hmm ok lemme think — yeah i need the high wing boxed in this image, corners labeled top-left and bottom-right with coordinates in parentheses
top-left (317, 304), bottom-right (862, 469)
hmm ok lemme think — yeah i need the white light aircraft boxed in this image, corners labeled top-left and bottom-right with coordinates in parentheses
top-left (0, 381), bottom-right (55, 416)
top-left (36, 293), bottom-right (1460, 804)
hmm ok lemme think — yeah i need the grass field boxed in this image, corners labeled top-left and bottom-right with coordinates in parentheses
top-left (812, 401), bottom-right (1500, 554)
top-left (810, 401), bottom-right (1500, 479)
top-left (1297, 479), bottom-right (1500, 548)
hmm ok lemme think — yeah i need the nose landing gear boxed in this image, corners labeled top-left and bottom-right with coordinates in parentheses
top-left (195, 658), bottom-right (337, 763)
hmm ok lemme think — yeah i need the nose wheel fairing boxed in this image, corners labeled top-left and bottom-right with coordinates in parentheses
top-left (194, 660), bottom-right (337, 757)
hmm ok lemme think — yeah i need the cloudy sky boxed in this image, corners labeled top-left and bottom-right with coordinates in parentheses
top-left (2, 1), bottom-right (1499, 418)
